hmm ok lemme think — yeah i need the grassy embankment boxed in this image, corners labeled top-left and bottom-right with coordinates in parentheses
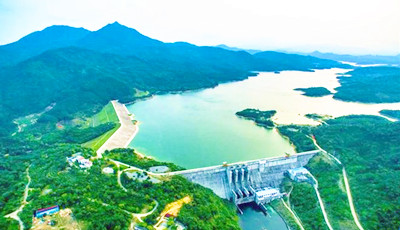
top-left (82, 102), bottom-right (120, 151)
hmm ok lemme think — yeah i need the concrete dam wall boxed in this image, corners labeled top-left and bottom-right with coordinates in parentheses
top-left (170, 150), bottom-right (319, 204)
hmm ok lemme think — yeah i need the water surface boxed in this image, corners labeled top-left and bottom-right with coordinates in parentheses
top-left (127, 68), bottom-right (399, 168)
top-left (126, 68), bottom-right (400, 230)
top-left (239, 203), bottom-right (288, 230)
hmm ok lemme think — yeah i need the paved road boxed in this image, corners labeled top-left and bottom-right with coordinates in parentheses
top-left (310, 135), bottom-right (364, 230)
top-left (307, 171), bottom-right (334, 230)
top-left (280, 198), bottom-right (305, 230)
top-left (96, 100), bottom-right (138, 158)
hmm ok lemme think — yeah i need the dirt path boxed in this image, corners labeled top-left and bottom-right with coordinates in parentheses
top-left (5, 166), bottom-right (31, 230)
top-left (96, 100), bottom-right (138, 158)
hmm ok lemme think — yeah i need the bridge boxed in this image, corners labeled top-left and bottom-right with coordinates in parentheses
top-left (167, 150), bottom-right (319, 210)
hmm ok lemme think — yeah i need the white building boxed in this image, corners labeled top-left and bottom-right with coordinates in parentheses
top-left (67, 155), bottom-right (93, 169)
top-left (255, 187), bottom-right (283, 204)
top-left (102, 167), bottom-right (114, 174)
top-left (287, 167), bottom-right (309, 182)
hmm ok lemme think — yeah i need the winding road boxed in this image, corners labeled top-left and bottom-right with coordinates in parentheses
top-left (109, 159), bottom-right (160, 226)
top-left (5, 166), bottom-right (31, 230)
top-left (309, 135), bottom-right (364, 230)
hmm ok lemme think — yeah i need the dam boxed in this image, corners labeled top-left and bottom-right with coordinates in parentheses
top-left (168, 150), bottom-right (319, 209)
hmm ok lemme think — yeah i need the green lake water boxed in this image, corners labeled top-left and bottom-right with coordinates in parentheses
top-left (126, 68), bottom-right (399, 229)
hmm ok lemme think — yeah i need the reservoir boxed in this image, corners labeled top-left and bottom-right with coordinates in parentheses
top-left (127, 68), bottom-right (399, 229)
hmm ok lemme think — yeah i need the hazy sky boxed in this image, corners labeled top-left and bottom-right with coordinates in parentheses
top-left (0, 0), bottom-right (399, 55)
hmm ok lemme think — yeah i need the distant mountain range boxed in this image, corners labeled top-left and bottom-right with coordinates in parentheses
top-left (216, 44), bottom-right (400, 65)
top-left (215, 44), bottom-right (262, 55)
top-left (305, 51), bottom-right (400, 65)
top-left (0, 22), bottom-right (350, 135)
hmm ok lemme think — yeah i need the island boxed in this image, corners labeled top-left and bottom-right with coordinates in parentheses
top-left (294, 87), bottom-right (333, 97)
top-left (236, 109), bottom-right (276, 128)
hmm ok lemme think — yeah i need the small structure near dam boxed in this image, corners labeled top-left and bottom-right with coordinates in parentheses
top-left (169, 150), bottom-right (319, 211)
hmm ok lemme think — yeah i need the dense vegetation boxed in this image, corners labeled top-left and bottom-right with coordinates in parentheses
top-left (294, 87), bottom-right (332, 97)
top-left (236, 109), bottom-right (276, 128)
top-left (278, 115), bottom-right (400, 229)
top-left (380, 109), bottom-right (400, 120)
top-left (0, 22), bottom-right (348, 137)
top-left (277, 125), bottom-right (316, 152)
top-left (334, 67), bottom-right (400, 103)
top-left (0, 120), bottom-right (241, 229)
top-left (116, 148), bottom-right (240, 229)
top-left (2, 21), bottom-right (387, 229)
top-left (104, 148), bottom-right (184, 172)
top-left (289, 182), bottom-right (328, 229)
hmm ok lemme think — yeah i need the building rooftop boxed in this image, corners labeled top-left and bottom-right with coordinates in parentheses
top-left (288, 167), bottom-right (309, 175)
top-left (255, 188), bottom-right (280, 197)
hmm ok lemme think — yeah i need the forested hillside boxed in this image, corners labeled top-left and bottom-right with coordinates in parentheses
top-left (0, 123), bottom-right (240, 229)
top-left (0, 25), bottom-right (89, 67)
top-left (0, 22), bottom-right (348, 136)
top-left (334, 67), bottom-right (400, 103)
top-left (277, 116), bottom-right (400, 229)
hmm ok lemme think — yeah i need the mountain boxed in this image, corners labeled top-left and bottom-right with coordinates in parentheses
top-left (76, 22), bottom-right (163, 56)
top-left (307, 51), bottom-right (400, 65)
top-left (0, 22), bottom-right (349, 135)
top-left (217, 45), bottom-right (400, 66)
top-left (215, 44), bottom-right (262, 54)
top-left (0, 25), bottom-right (90, 66)
top-left (0, 46), bottom-right (253, 134)
top-left (252, 51), bottom-right (348, 71)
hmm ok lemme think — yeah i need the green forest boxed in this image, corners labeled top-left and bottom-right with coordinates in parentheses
top-left (277, 115), bottom-right (400, 229)
top-left (334, 66), bottom-right (400, 103)
top-left (1, 21), bottom-right (399, 230)
top-left (0, 118), bottom-right (240, 229)
top-left (380, 110), bottom-right (400, 120)
top-left (0, 22), bottom-right (349, 137)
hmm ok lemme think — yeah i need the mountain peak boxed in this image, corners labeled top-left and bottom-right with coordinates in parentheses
top-left (96, 22), bottom-right (144, 37)
top-left (111, 21), bottom-right (121, 25)
top-left (104, 21), bottom-right (125, 29)
top-left (75, 22), bottom-right (163, 56)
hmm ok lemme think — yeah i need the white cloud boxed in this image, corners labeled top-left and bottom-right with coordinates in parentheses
top-left (0, 0), bottom-right (398, 55)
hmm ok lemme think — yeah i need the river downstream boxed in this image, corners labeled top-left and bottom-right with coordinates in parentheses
top-left (127, 68), bottom-right (399, 229)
